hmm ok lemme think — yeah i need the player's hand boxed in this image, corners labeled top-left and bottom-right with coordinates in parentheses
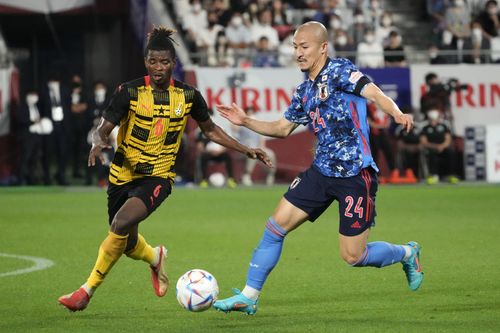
top-left (394, 113), bottom-right (413, 132)
top-left (216, 103), bottom-right (247, 126)
top-left (247, 148), bottom-right (273, 168)
top-left (88, 143), bottom-right (111, 167)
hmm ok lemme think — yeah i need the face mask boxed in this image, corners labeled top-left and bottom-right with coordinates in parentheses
top-left (354, 15), bottom-right (365, 24)
top-left (48, 81), bottom-right (59, 90)
top-left (364, 34), bottom-right (375, 43)
top-left (95, 88), bottom-right (106, 102)
top-left (454, 0), bottom-right (464, 7)
top-left (382, 17), bottom-right (392, 27)
top-left (26, 94), bottom-right (38, 105)
top-left (429, 50), bottom-right (438, 58)
top-left (231, 16), bottom-right (243, 27)
top-left (330, 19), bottom-right (341, 29)
top-left (427, 110), bottom-right (440, 121)
top-left (337, 35), bottom-right (347, 46)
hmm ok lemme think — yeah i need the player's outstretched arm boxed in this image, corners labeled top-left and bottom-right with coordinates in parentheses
top-left (88, 118), bottom-right (114, 167)
top-left (198, 117), bottom-right (273, 167)
top-left (216, 103), bottom-right (297, 138)
top-left (361, 83), bottom-right (413, 132)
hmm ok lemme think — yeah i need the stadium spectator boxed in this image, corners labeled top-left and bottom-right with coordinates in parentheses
top-left (16, 90), bottom-right (43, 185)
top-left (476, 0), bottom-right (500, 39)
top-left (225, 12), bottom-right (252, 50)
top-left (271, 0), bottom-right (292, 40)
top-left (182, 0), bottom-right (208, 61)
top-left (41, 70), bottom-right (71, 185)
top-left (57, 27), bottom-right (271, 312)
top-left (196, 10), bottom-right (224, 66)
top-left (236, 106), bottom-right (277, 186)
top-left (384, 30), bottom-right (407, 66)
top-left (312, 0), bottom-right (342, 27)
top-left (253, 36), bottom-right (280, 67)
top-left (208, 30), bottom-right (235, 67)
top-left (376, 11), bottom-right (397, 45)
top-left (250, 8), bottom-right (280, 49)
top-left (85, 80), bottom-right (112, 187)
top-left (213, 22), bottom-right (422, 315)
top-left (395, 120), bottom-right (421, 183)
top-left (365, 0), bottom-right (384, 28)
top-left (334, 29), bottom-right (357, 63)
top-left (196, 130), bottom-right (238, 188)
top-left (350, 7), bottom-right (368, 45)
top-left (427, 0), bottom-right (450, 44)
top-left (69, 74), bottom-right (89, 179)
top-left (420, 109), bottom-right (459, 184)
top-left (356, 27), bottom-right (384, 68)
top-left (463, 21), bottom-right (491, 63)
top-left (444, 0), bottom-right (471, 62)
top-left (211, 0), bottom-right (233, 26)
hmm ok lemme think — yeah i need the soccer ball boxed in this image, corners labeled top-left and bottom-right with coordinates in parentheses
top-left (176, 269), bottom-right (219, 312)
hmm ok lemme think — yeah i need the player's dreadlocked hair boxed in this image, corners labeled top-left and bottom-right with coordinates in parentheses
top-left (145, 26), bottom-right (177, 58)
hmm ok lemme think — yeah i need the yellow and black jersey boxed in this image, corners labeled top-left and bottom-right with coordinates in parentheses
top-left (103, 76), bottom-right (209, 185)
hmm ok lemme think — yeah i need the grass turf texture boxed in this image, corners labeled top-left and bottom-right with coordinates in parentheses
top-left (0, 184), bottom-right (499, 333)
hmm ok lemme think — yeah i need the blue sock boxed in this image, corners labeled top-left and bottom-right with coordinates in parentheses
top-left (353, 241), bottom-right (406, 268)
top-left (246, 218), bottom-right (287, 291)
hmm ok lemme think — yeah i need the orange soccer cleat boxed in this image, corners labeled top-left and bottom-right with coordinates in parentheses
top-left (58, 287), bottom-right (90, 312)
top-left (150, 246), bottom-right (169, 297)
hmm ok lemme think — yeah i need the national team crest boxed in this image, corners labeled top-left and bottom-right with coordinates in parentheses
top-left (175, 102), bottom-right (183, 116)
top-left (317, 83), bottom-right (329, 101)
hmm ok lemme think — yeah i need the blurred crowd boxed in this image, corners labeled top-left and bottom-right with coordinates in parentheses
top-left (171, 0), bottom-right (500, 67)
top-left (427, 0), bottom-right (500, 64)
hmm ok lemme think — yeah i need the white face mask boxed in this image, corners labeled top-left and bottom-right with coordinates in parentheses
top-left (354, 15), bottom-right (365, 24)
top-left (364, 34), bottom-right (375, 43)
top-left (231, 16), bottom-right (243, 27)
top-left (330, 19), bottom-right (341, 29)
top-left (337, 35), bottom-right (347, 46)
top-left (428, 110), bottom-right (440, 121)
top-left (26, 94), bottom-right (38, 106)
top-left (454, 0), bottom-right (464, 7)
top-left (95, 88), bottom-right (106, 103)
top-left (382, 17), bottom-right (392, 27)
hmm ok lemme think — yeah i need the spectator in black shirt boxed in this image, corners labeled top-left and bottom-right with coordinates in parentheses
top-left (419, 110), bottom-right (459, 184)
top-left (384, 30), bottom-right (406, 67)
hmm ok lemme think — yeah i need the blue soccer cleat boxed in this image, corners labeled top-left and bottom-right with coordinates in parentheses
top-left (402, 241), bottom-right (424, 291)
top-left (213, 288), bottom-right (258, 315)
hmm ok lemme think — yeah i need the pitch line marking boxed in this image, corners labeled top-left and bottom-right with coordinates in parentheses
top-left (0, 253), bottom-right (55, 277)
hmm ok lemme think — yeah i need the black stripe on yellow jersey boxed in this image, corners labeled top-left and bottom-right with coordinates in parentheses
top-left (103, 76), bottom-right (209, 185)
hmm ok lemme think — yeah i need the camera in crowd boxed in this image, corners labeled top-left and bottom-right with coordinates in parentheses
top-left (425, 72), bottom-right (468, 96)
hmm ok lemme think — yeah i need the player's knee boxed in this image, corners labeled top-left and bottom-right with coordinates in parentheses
top-left (341, 251), bottom-right (364, 266)
top-left (110, 215), bottom-right (135, 235)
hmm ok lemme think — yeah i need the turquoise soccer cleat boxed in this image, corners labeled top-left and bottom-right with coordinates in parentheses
top-left (402, 241), bottom-right (424, 291)
top-left (213, 288), bottom-right (258, 315)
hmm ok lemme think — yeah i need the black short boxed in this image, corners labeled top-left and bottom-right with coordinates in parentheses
top-left (107, 177), bottom-right (172, 225)
top-left (284, 166), bottom-right (378, 236)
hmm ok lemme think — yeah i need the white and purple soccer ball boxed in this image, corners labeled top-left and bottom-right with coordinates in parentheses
top-left (176, 269), bottom-right (219, 312)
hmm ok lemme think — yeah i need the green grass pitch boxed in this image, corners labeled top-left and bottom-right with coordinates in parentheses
top-left (1, 184), bottom-right (499, 333)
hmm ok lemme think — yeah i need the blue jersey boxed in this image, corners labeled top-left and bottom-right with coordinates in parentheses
top-left (284, 58), bottom-right (379, 178)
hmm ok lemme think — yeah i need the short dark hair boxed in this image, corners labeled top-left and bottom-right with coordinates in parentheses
top-left (144, 26), bottom-right (177, 58)
top-left (425, 72), bottom-right (438, 84)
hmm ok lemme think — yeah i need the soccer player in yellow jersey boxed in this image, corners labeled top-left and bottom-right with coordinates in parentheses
top-left (58, 26), bottom-right (271, 312)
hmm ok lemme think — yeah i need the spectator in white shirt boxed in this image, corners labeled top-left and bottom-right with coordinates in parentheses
top-left (250, 8), bottom-right (280, 49)
top-left (356, 28), bottom-right (384, 68)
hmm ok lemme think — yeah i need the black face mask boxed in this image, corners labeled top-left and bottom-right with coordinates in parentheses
top-left (72, 82), bottom-right (82, 89)
top-left (208, 21), bottom-right (217, 28)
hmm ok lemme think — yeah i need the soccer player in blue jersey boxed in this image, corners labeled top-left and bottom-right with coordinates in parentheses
top-left (213, 21), bottom-right (423, 315)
